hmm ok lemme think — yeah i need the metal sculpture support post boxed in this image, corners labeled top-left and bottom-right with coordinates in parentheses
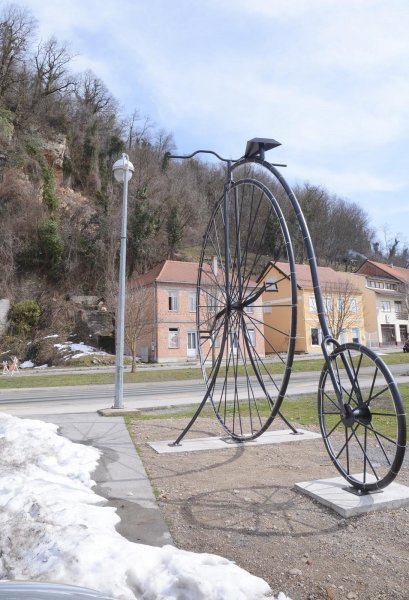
top-left (168, 138), bottom-right (406, 494)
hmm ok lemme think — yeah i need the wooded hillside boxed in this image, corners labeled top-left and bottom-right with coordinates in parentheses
top-left (0, 3), bottom-right (407, 348)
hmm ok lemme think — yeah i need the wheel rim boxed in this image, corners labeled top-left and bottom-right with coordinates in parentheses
top-left (197, 178), bottom-right (297, 440)
top-left (318, 343), bottom-right (406, 491)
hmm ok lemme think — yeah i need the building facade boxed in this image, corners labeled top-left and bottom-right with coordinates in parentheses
top-left (355, 260), bottom-right (409, 346)
top-left (128, 260), bottom-right (265, 363)
top-left (259, 261), bottom-right (368, 354)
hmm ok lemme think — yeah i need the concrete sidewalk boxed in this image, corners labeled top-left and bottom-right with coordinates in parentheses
top-left (30, 412), bottom-right (172, 548)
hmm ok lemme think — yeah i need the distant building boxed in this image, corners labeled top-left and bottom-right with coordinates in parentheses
top-left (128, 260), bottom-right (265, 363)
top-left (355, 260), bottom-right (409, 346)
top-left (259, 261), bottom-right (369, 354)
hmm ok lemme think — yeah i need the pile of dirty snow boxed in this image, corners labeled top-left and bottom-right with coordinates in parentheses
top-left (0, 413), bottom-right (291, 600)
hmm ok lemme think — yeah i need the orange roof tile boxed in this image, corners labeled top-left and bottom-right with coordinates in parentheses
top-left (270, 261), bottom-right (365, 290)
top-left (362, 260), bottom-right (409, 284)
top-left (130, 260), bottom-right (199, 287)
top-left (130, 259), bottom-right (259, 288)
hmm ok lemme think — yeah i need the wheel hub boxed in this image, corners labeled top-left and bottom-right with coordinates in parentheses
top-left (342, 403), bottom-right (372, 427)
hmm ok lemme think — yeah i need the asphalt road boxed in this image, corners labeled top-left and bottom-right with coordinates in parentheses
top-left (1, 364), bottom-right (407, 416)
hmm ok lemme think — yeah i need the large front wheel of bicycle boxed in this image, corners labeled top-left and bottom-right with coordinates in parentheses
top-left (318, 343), bottom-right (406, 491)
top-left (197, 178), bottom-right (298, 441)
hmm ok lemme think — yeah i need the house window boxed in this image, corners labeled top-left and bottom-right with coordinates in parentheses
top-left (369, 280), bottom-right (397, 291)
top-left (323, 296), bottom-right (333, 312)
top-left (351, 327), bottom-right (360, 343)
top-left (168, 291), bottom-right (178, 311)
top-left (309, 296), bottom-right (317, 312)
top-left (246, 304), bottom-right (254, 314)
top-left (338, 297), bottom-right (346, 312)
top-left (230, 332), bottom-right (239, 351)
top-left (265, 278), bottom-right (278, 291)
top-left (208, 294), bottom-right (218, 312)
top-left (187, 332), bottom-right (197, 350)
top-left (311, 328), bottom-right (320, 346)
top-left (247, 328), bottom-right (256, 346)
top-left (168, 328), bottom-right (179, 348)
top-left (381, 301), bottom-right (391, 312)
top-left (188, 293), bottom-right (196, 312)
top-left (350, 298), bottom-right (357, 313)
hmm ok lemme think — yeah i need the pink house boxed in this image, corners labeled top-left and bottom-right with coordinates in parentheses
top-left (128, 260), bottom-right (265, 363)
top-left (128, 260), bottom-right (201, 363)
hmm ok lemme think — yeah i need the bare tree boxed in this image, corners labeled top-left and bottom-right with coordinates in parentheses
top-left (0, 4), bottom-right (36, 98)
top-left (372, 225), bottom-right (409, 267)
top-left (124, 283), bottom-right (154, 372)
top-left (32, 36), bottom-right (75, 102)
top-left (75, 70), bottom-right (116, 116)
top-left (322, 280), bottom-right (361, 340)
top-left (126, 110), bottom-right (153, 151)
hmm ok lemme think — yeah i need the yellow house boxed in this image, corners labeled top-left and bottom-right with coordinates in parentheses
top-left (259, 261), bottom-right (369, 354)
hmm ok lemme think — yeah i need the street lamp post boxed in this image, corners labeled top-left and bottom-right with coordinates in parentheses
top-left (112, 153), bottom-right (134, 409)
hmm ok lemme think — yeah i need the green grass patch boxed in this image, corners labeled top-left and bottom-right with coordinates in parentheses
top-left (381, 352), bottom-right (409, 366)
top-left (126, 384), bottom-right (409, 440)
top-left (0, 352), bottom-right (407, 389)
top-left (0, 368), bottom-right (203, 389)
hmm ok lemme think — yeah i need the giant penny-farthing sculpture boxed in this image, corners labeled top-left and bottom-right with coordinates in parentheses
top-left (169, 138), bottom-right (406, 493)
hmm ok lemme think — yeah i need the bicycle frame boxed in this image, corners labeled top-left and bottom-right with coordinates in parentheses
top-left (229, 156), bottom-right (359, 417)
top-left (168, 147), bottom-right (374, 441)
top-left (166, 141), bottom-right (406, 492)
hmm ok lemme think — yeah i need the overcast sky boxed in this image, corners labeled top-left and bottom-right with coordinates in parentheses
top-left (15, 0), bottom-right (409, 243)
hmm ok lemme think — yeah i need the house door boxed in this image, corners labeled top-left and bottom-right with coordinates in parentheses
top-left (399, 324), bottom-right (408, 342)
top-left (187, 332), bottom-right (198, 357)
top-left (381, 324), bottom-right (396, 345)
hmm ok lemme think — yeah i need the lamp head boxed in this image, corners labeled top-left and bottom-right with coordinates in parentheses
top-left (112, 154), bottom-right (134, 183)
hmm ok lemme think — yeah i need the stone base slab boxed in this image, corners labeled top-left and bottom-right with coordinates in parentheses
top-left (149, 428), bottom-right (321, 454)
top-left (295, 475), bottom-right (409, 517)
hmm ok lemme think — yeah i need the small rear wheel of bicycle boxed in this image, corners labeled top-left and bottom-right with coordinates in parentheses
top-left (318, 343), bottom-right (406, 491)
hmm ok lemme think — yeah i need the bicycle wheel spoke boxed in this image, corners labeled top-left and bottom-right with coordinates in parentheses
top-left (244, 312), bottom-right (288, 367)
top-left (241, 205), bottom-right (274, 298)
top-left (366, 385), bottom-right (390, 404)
top-left (351, 427), bottom-right (380, 481)
top-left (322, 389), bottom-right (342, 412)
top-left (245, 312), bottom-right (291, 343)
top-left (325, 417), bottom-right (344, 439)
top-left (341, 384), bottom-right (359, 408)
top-left (346, 426), bottom-right (350, 475)
top-left (367, 422), bottom-right (393, 466)
top-left (334, 425), bottom-right (358, 461)
top-left (237, 332), bottom-right (263, 432)
top-left (318, 343), bottom-right (406, 491)
top-left (356, 420), bottom-right (398, 447)
top-left (237, 187), bottom-right (266, 291)
top-left (197, 177), bottom-right (297, 440)
top-left (347, 348), bottom-right (364, 400)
